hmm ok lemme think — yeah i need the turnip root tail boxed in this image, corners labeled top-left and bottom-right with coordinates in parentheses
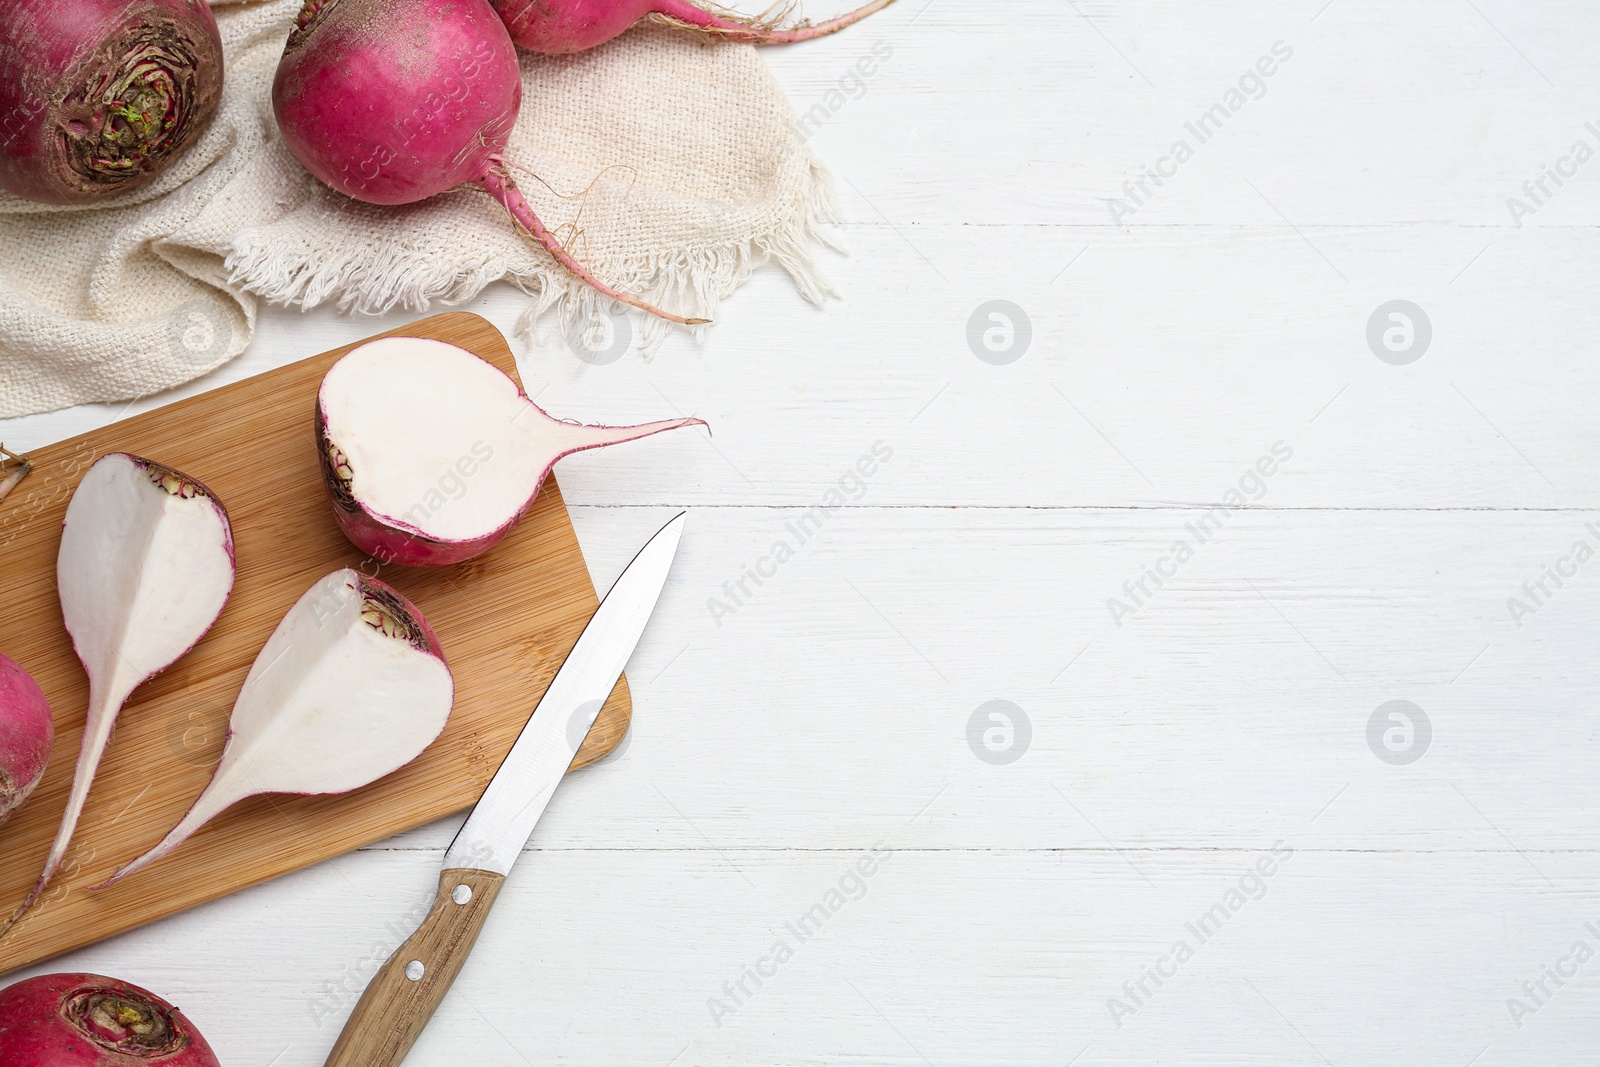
top-left (478, 163), bottom-right (710, 327)
top-left (0, 682), bottom-right (124, 938)
top-left (93, 781), bottom-right (241, 889)
top-left (0, 446), bottom-right (31, 505)
top-left (547, 415), bottom-right (711, 461)
top-left (650, 0), bottom-right (896, 43)
top-left (97, 569), bottom-right (454, 883)
top-left (2, 453), bottom-right (234, 939)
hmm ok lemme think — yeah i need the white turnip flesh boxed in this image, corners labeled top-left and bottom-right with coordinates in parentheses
top-left (318, 336), bottom-right (706, 566)
top-left (4, 454), bottom-right (233, 935)
top-left (100, 567), bottom-right (453, 885)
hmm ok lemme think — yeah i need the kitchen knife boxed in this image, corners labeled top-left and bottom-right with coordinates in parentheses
top-left (323, 512), bottom-right (687, 1067)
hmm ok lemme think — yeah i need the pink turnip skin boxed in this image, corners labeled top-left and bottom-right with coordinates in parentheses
top-left (0, 653), bottom-right (53, 828)
top-left (0, 0), bottom-right (223, 205)
top-left (325, 488), bottom-right (509, 568)
top-left (0, 972), bottom-right (221, 1066)
top-left (273, 0), bottom-right (705, 325)
top-left (492, 0), bottom-right (896, 54)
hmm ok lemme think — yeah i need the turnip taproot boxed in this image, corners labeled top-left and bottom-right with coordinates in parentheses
top-left (0, 653), bottom-right (53, 828)
top-left (100, 568), bottom-right (454, 885)
top-left (0, 0), bottom-right (223, 204)
top-left (492, 0), bottom-right (896, 53)
top-left (0, 972), bottom-right (220, 1066)
top-left (4, 454), bottom-right (234, 935)
top-left (318, 336), bottom-right (705, 566)
top-left (273, 0), bottom-right (705, 325)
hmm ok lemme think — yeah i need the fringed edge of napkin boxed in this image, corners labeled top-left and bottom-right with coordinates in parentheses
top-left (221, 156), bottom-right (842, 354)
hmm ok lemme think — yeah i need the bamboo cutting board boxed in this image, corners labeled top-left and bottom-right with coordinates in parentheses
top-left (0, 312), bottom-right (631, 975)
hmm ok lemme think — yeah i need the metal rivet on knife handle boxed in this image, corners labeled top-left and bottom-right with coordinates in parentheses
top-left (322, 868), bottom-right (506, 1067)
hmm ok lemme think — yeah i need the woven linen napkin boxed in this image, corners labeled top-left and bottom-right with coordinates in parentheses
top-left (0, 0), bottom-right (836, 419)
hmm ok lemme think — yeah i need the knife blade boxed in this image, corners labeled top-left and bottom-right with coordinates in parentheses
top-left (324, 512), bottom-right (687, 1067)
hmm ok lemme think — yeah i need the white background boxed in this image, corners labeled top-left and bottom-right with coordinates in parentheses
top-left (4, 0), bottom-right (1599, 1063)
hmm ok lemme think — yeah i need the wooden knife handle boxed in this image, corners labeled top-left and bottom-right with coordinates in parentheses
top-left (324, 867), bottom-right (506, 1067)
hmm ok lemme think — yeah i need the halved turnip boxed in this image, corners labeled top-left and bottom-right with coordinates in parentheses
top-left (99, 568), bottom-right (453, 885)
top-left (5, 454), bottom-right (233, 932)
top-left (318, 337), bottom-right (706, 566)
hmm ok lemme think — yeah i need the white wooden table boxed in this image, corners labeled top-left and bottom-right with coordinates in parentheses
top-left (4, 1), bottom-right (1597, 1062)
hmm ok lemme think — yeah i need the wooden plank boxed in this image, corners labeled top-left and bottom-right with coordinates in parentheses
top-left (31, 847), bottom-right (1600, 1065)
top-left (769, 0), bottom-right (1600, 227)
top-left (359, 503), bottom-right (1600, 854)
top-left (7, 223), bottom-right (1600, 510)
top-left (0, 312), bottom-right (630, 975)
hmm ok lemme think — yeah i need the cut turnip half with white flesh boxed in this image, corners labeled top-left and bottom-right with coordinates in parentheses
top-left (98, 568), bottom-right (453, 886)
top-left (318, 337), bottom-right (707, 566)
top-left (4, 454), bottom-right (233, 933)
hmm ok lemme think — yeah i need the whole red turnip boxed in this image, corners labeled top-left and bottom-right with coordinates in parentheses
top-left (0, 652), bottom-right (53, 828)
top-left (273, 0), bottom-right (704, 325)
top-left (0, 972), bottom-right (220, 1066)
top-left (0, 0), bottom-right (224, 205)
top-left (492, 0), bottom-right (896, 54)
